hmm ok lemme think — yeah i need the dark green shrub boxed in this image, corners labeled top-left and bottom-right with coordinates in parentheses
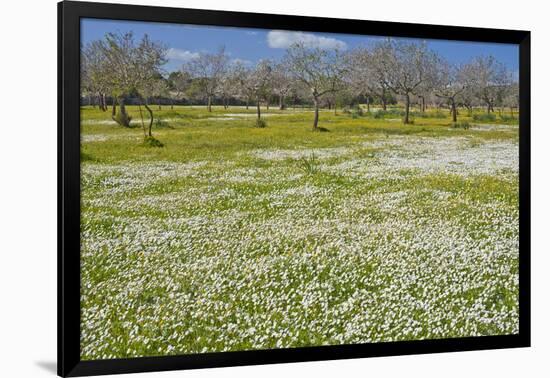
top-left (254, 118), bottom-right (267, 128)
top-left (409, 110), bottom-right (446, 119)
top-left (344, 105), bottom-right (363, 118)
top-left (472, 113), bottom-right (497, 122)
top-left (373, 109), bottom-right (403, 119)
top-left (143, 136), bottom-right (164, 147)
top-left (452, 121), bottom-right (471, 129)
top-left (499, 114), bottom-right (517, 123)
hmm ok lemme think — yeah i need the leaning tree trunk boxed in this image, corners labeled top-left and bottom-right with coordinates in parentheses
top-left (144, 100), bottom-right (154, 137)
top-left (404, 93), bottom-right (411, 124)
top-left (138, 103), bottom-right (147, 137)
top-left (312, 97), bottom-right (320, 130)
top-left (112, 97), bottom-right (131, 127)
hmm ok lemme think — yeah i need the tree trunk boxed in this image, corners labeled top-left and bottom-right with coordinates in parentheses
top-left (112, 97), bottom-right (131, 127)
top-left (144, 100), bottom-right (154, 137)
top-left (207, 95), bottom-right (212, 112)
top-left (119, 98), bottom-right (128, 125)
top-left (313, 97), bottom-right (319, 130)
top-left (256, 99), bottom-right (261, 120)
top-left (421, 96), bottom-right (426, 112)
top-left (112, 97), bottom-right (117, 117)
top-left (279, 94), bottom-right (285, 110)
top-left (404, 93), bottom-right (411, 124)
top-left (101, 93), bottom-right (107, 111)
top-left (138, 103), bottom-right (146, 137)
top-left (246, 98), bottom-right (249, 110)
top-left (366, 97), bottom-right (370, 113)
top-left (451, 100), bottom-right (457, 122)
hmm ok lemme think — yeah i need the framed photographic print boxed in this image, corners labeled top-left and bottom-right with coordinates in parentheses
top-left (58, 0), bottom-right (530, 376)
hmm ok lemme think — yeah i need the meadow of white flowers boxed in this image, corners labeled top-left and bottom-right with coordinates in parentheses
top-left (80, 131), bottom-right (519, 360)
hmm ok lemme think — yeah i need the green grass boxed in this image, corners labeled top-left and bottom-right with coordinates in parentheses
top-left (80, 105), bottom-right (520, 360)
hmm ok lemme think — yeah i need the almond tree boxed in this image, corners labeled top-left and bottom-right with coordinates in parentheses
top-left (433, 61), bottom-right (469, 122)
top-left (185, 47), bottom-right (229, 112)
top-left (283, 42), bottom-right (347, 130)
top-left (95, 32), bottom-right (142, 127)
top-left (468, 56), bottom-right (509, 114)
top-left (271, 63), bottom-right (294, 110)
top-left (236, 60), bottom-right (273, 122)
top-left (217, 64), bottom-right (242, 110)
top-left (81, 41), bottom-right (110, 111)
top-left (135, 37), bottom-right (167, 139)
top-left (503, 82), bottom-right (519, 117)
top-left (148, 76), bottom-right (170, 110)
top-left (346, 46), bottom-right (391, 112)
top-left (377, 39), bottom-right (438, 124)
top-left (167, 70), bottom-right (191, 109)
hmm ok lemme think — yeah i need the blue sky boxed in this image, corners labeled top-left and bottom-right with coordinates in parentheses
top-left (81, 18), bottom-right (519, 74)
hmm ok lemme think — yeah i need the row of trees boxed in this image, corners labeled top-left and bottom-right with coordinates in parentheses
top-left (82, 32), bottom-right (519, 133)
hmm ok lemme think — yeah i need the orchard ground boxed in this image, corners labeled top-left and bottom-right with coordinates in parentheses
top-left (80, 105), bottom-right (519, 360)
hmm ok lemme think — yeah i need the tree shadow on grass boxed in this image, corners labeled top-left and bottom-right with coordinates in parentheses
top-left (313, 127), bottom-right (330, 132)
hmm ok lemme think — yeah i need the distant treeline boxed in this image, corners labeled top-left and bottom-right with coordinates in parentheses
top-left (81, 31), bottom-right (518, 136)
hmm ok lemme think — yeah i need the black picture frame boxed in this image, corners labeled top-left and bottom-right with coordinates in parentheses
top-left (58, 1), bottom-right (531, 376)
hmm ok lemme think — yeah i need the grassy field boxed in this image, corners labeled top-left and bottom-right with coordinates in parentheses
top-left (80, 105), bottom-right (519, 360)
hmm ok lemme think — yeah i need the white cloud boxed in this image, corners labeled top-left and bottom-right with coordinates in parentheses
top-left (267, 30), bottom-right (347, 50)
top-left (166, 48), bottom-right (199, 62)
